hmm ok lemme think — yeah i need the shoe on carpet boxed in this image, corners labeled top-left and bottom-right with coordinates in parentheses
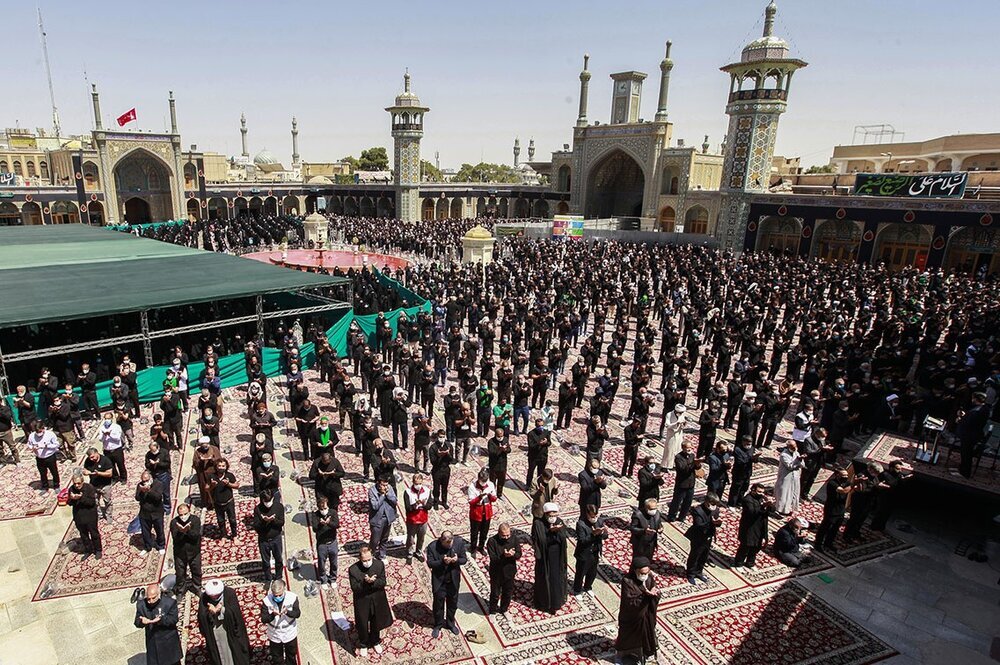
top-left (432, 627), bottom-right (441, 639)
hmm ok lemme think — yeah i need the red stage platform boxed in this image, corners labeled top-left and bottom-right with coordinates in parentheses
top-left (243, 248), bottom-right (409, 272)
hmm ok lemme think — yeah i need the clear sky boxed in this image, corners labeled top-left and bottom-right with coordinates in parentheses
top-left (5, 1), bottom-right (997, 168)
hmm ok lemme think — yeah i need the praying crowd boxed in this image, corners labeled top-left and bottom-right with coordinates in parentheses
top-left (3, 212), bottom-right (999, 665)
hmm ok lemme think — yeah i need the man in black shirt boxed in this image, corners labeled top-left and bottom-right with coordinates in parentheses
top-left (814, 467), bottom-right (851, 553)
top-left (170, 502), bottom-right (202, 594)
top-left (487, 428), bottom-right (510, 499)
top-left (253, 490), bottom-right (286, 584)
top-left (486, 522), bottom-right (520, 614)
top-left (209, 458), bottom-right (239, 539)
top-left (309, 450), bottom-right (345, 509)
top-left (313, 496), bottom-right (339, 588)
top-left (160, 387), bottom-right (184, 449)
top-left (83, 447), bottom-right (114, 520)
top-left (144, 441), bottom-right (172, 515)
top-left (68, 469), bottom-right (102, 558)
top-left (135, 470), bottom-right (166, 554)
top-left (77, 363), bottom-right (99, 420)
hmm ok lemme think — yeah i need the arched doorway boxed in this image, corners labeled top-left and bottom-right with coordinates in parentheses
top-left (124, 197), bottom-right (152, 224)
top-left (360, 197), bottom-right (376, 217)
top-left (422, 199), bottom-right (435, 221)
top-left (234, 197), bottom-right (249, 218)
top-left (249, 196), bottom-right (263, 216)
top-left (498, 198), bottom-right (509, 218)
top-left (557, 165), bottom-right (571, 192)
top-left (282, 195), bottom-right (298, 215)
top-left (659, 206), bottom-right (676, 232)
top-left (344, 197), bottom-right (359, 216)
top-left (556, 201), bottom-right (569, 215)
top-left (684, 206), bottom-right (709, 234)
top-left (376, 196), bottom-right (393, 218)
top-left (435, 198), bottom-right (448, 220)
top-left (532, 199), bottom-right (549, 218)
top-left (305, 195), bottom-right (318, 214)
top-left (513, 198), bottom-right (530, 218)
top-left (944, 227), bottom-right (1000, 275)
top-left (874, 223), bottom-right (931, 271)
top-left (756, 216), bottom-right (802, 254)
top-left (208, 197), bottom-right (229, 220)
top-left (450, 198), bottom-right (464, 219)
top-left (87, 201), bottom-right (105, 225)
top-left (476, 197), bottom-right (486, 217)
top-left (660, 167), bottom-right (679, 195)
top-left (186, 198), bottom-right (201, 221)
top-left (21, 201), bottom-right (42, 225)
top-left (263, 196), bottom-right (278, 216)
top-left (586, 150), bottom-right (645, 218)
top-left (329, 197), bottom-right (343, 215)
top-left (82, 161), bottom-right (100, 190)
top-left (0, 202), bottom-right (21, 226)
top-left (51, 201), bottom-right (80, 225)
top-left (113, 149), bottom-right (173, 222)
top-left (812, 220), bottom-right (861, 263)
top-left (183, 163), bottom-right (197, 190)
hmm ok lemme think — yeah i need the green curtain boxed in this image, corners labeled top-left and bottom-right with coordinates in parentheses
top-left (5, 272), bottom-right (428, 423)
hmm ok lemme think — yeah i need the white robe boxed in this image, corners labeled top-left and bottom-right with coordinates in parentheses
top-left (774, 448), bottom-right (803, 514)
top-left (659, 413), bottom-right (685, 468)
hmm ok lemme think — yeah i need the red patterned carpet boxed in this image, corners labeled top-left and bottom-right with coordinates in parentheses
top-left (424, 462), bottom-right (528, 537)
top-left (595, 504), bottom-right (726, 608)
top-left (200, 499), bottom-right (272, 577)
top-left (482, 623), bottom-right (690, 664)
top-left (320, 553), bottom-right (473, 664)
top-left (862, 430), bottom-right (1000, 497)
top-left (661, 582), bottom-right (897, 665)
top-left (459, 533), bottom-right (613, 646)
top-left (177, 573), bottom-right (277, 665)
top-left (33, 418), bottom-right (187, 600)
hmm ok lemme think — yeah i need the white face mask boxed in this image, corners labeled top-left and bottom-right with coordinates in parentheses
top-left (547, 516), bottom-right (557, 524)
top-left (178, 513), bottom-right (190, 522)
top-left (647, 464), bottom-right (656, 471)
top-left (319, 509), bottom-right (328, 516)
top-left (646, 509), bottom-right (657, 517)
top-left (263, 500), bottom-right (273, 508)
top-left (361, 559), bottom-right (373, 569)
top-left (637, 573), bottom-right (649, 583)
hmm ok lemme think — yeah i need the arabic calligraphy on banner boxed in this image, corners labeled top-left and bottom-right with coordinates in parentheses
top-left (854, 172), bottom-right (968, 199)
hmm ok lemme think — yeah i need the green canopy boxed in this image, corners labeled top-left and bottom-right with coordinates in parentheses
top-left (0, 225), bottom-right (349, 328)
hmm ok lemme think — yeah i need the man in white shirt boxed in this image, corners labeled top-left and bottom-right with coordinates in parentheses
top-left (98, 412), bottom-right (127, 483)
top-left (27, 421), bottom-right (61, 490)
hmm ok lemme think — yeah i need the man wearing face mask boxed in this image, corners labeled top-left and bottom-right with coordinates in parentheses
top-left (170, 502), bottom-right (202, 595)
top-left (573, 504), bottom-right (607, 597)
top-left (615, 557), bottom-right (661, 665)
top-left (429, 431), bottom-right (454, 510)
top-left (134, 583), bottom-right (182, 665)
top-left (426, 530), bottom-right (468, 638)
top-left (253, 490), bottom-right (286, 585)
top-left (467, 469), bottom-right (497, 555)
top-left (404, 472), bottom-right (431, 565)
top-left (145, 440), bottom-right (173, 515)
top-left (532, 502), bottom-right (569, 614)
top-left (294, 397), bottom-right (320, 459)
top-left (349, 546), bottom-right (392, 656)
top-left (309, 449), bottom-right (345, 510)
top-left (684, 493), bottom-right (721, 585)
top-left (98, 411), bottom-right (126, 482)
top-left (135, 470), bottom-right (167, 556)
top-left (260, 580), bottom-right (300, 665)
top-left (67, 469), bottom-right (102, 559)
top-left (210, 458), bottom-right (240, 539)
top-left (254, 452), bottom-right (281, 503)
top-left (630, 498), bottom-right (664, 562)
top-left (525, 418), bottom-right (551, 489)
top-left (368, 478), bottom-right (398, 560)
top-left (814, 467), bottom-right (852, 554)
top-left (82, 446), bottom-right (114, 521)
top-left (637, 456), bottom-right (664, 511)
top-left (578, 459), bottom-right (608, 517)
top-left (486, 522), bottom-right (521, 615)
top-left (486, 427), bottom-right (511, 499)
top-left (313, 496), bottom-right (339, 589)
top-left (389, 388), bottom-right (411, 451)
top-left (734, 483), bottom-right (775, 569)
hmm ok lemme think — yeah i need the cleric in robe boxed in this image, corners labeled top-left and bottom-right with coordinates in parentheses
top-left (531, 502), bottom-right (568, 613)
top-left (616, 557), bottom-right (660, 664)
top-left (197, 579), bottom-right (251, 665)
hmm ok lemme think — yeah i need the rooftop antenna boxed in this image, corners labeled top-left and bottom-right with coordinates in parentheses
top-left (37, 8), bottom-right (61, 138)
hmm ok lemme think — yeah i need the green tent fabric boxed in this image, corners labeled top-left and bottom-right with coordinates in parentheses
top-left (4, 271), bottom-right (430, 423)
top-left (0, 225), bottom-right (349, 328)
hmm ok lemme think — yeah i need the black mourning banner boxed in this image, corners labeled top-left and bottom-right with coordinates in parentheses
top-left (854, 172), bottom-right (967, 199)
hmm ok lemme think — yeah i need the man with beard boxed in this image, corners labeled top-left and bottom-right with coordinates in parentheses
top-left (309, 449), bottom-right (345, 509)
top-left (733, 483), bottom-right (775, 568)
top-left (426, 530), bottom-right (468, 638)
top-left (170, 502), bottom-right (203, 595)
top-left (197, 579), bottom-right (251, 665)
top-left (486, 522), bottom-right (520, 615)
top-left (525, 417), bottom-right (550, 488)
top-left (532, 502), bottom-right (568, 614)
top-left (67, 469), bottom-right (102, 559)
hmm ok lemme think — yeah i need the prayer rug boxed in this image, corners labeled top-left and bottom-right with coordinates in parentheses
top-left (661, 581), bottom-right (897, 665)
top-left (321, 553), bottom-right (474, 664)
top-left (334, 482), bottom-right (405, 555)
top-left (200, 498), bottom-right (271, 577)
top-left (483, 623), bottom-right (689, 665)
top-left (595, 505), bottom-right (726, 608)
top-left (423, 462), bottom-right (528, 537)
top-left (177, 572), bottom-right (288, 665)
top-left (787, 499), bottom-right (911, 567)
top-left (459, 532), bottom-right (613, 646)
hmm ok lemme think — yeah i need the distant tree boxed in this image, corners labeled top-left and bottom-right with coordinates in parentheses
top-left (452, 162), bottom-right (521, 183)
top-left (805, 164), bottom-right (836, 174)
top-left (359, 147), bottom-right (389, 172)
top-left (340, 155), bottom-right (360, 173)
top-left (421, 160), bottom-right (444, 182)
top-left (334, 174), bottom-right (354, 184)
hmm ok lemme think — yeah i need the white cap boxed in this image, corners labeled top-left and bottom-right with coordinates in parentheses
top-left (674, 404), bottom-right (687, 414)
top-left (542, 502), bottom-right (559, 514)
top-left (885, 393), bottom-right (899, 403)
top-left (198, 436), bottom-right (210, 444)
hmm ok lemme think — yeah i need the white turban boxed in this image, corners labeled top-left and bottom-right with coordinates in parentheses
top-left (542, 502), bottom-right (559, 514)
top-left (198, 436), bottom-right (211, 444)
top-left (674, 404), bottom-right (687, 414)
top-left (203, 579), bottom-right (224, 597)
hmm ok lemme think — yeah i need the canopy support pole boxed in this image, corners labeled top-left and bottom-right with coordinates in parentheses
top-left (0, 340), bottom-right (9, 399)
top-left (140, 311), bottom-right (154, 368)
top-left (256, 295), bottom-right (264, 341)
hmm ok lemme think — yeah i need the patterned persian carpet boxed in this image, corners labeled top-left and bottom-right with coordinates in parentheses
top-left (661, 582), bottom-right (897, 665)
top-left (788, 499), bottom-right (912, 567)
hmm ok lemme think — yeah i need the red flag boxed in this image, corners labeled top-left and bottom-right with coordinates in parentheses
top-left (116, 108), bottom-right (137, 127)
